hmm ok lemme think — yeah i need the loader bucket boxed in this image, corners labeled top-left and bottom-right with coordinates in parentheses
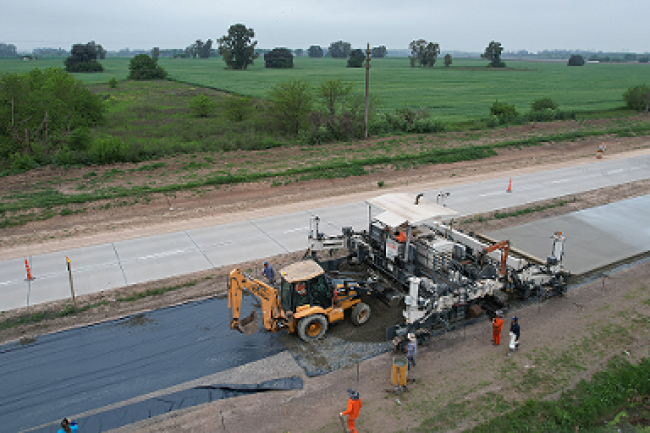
top-left (238, 309), bottom-right (258, 335)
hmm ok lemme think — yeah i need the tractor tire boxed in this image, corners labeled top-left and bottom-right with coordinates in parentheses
top-left (351, 302), bottom-right (371, 326)
top-left (298, 314), bottom-right (328, 342)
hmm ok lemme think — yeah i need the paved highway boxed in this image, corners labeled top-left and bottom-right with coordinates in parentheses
top-left (1, 153), bottom-right (649, 311)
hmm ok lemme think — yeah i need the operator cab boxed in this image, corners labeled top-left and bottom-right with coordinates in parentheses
top-left (279, 260), bottom-right (333, 312)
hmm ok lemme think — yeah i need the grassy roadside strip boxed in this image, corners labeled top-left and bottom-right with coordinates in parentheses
top-left (2, 121), bottom-right (650, 228)
top-left (0, 279), bottom-right (203, 331)
top-left (471, 356), bottom-right (650, 432)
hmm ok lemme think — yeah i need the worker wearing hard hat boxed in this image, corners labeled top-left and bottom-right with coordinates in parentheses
top-left (492, 310), bottom-right (504, 346)
top-left (340, 388), bottom-right (363, 433)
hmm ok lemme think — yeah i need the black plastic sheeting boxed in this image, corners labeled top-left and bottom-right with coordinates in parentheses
top-left (0, 296), bottom-right (285, 433)
top-left (30, 377), bottom-right (303, 433)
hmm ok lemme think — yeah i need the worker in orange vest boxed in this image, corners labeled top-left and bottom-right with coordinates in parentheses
top-left (340, 388), bottom-right (363, 433)
top-left (492, 310), bottom-right (504, 346)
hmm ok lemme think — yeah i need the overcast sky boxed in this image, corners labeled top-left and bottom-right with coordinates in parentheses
top-left (3, 0), bottom-right (649, 53)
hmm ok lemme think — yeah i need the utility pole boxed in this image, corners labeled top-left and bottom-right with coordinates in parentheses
top-left (364, 43), bottom-right (371, 139)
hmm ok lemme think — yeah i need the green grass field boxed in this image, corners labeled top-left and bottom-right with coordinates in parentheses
top-left (1, 57), bottom-right (648, 121)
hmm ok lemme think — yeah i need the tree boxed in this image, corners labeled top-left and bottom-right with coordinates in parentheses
top-left (347, 49), bottom-right (365, 68)
top-left (482, 41), bottom-right (505, 68)
top-left (308, 45), bottom-right (324, 58)
top-left (97, 44), bottom-right (107, 60)
top-left (623, 84), bottom-right (650, 111)
top-left (198, 39), bottom-right (213, 58)
top-left (639, 56), bottom-right (649, 63)
top-left (151, 47), bottom-right (160, 59)
top-left (65, 42), bottom-right (104, 72)
top-left (444, 53), bottom-right (452, 67)
top-left (317, 78), bottom-right (354, 116)
top-left (218, 23), bottom-right (258, 69)
top-left (567, 54), bottom-right (585, 66)
top-left (409, 40), bottom-right (440, 67)
top-left (328, 41), bottom-right (351, 59)
top-left (371, 46), bottom-right (387, 58)
top-left (128, 54), bottom-right (167, 80)
top-left (265, 48), bottom-right (293, 68)
top-left (294, 49), bottom-right (304, 57)
top-left (266, 79), bottom-right (313, 135)
top-left (0, 67), bottom-right (105, 158)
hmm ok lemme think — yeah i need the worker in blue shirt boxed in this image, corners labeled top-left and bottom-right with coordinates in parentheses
top-left (508, 316), bottom-right (520, 355)
top-left (262, 261), bottom-right (276, 285)
top-left (58, 418), bottom-right (78, 433)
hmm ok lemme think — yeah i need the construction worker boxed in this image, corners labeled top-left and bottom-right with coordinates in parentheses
top-left (340, 388), bottom-right (363, 433)
top-left (508, 316), bottom-right (520, 355)
top-left (492, 310), bottom-right (504, 345)
top-left (405, 333), bottom-right (417, 370)
top-left (58, 418), bottom-right (79, 433)
top-left (262, 261), bottom-right (276, 285)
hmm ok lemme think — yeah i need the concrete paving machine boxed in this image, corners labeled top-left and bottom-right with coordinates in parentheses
top-left (307, 193), bottom-right (570, 345)
top-left (228, 259), bottom-right (372, 342)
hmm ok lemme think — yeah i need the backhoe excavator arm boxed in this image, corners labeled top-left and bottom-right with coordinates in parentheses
top-left (227, 268), bottom-right (288, 335)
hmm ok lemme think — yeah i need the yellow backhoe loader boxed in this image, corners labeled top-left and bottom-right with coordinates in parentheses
top-left (227, 259), bottom-right (371, 342)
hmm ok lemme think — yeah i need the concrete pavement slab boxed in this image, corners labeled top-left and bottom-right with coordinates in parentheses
top-left (0, 280), bottom-right (29, 311)
top-left (309, 202), bottom-right (383, 234)
top-left (187, 221), bottom-right (286, 268)
top-left (488, 194), bottom-right (650, 275)
top-left (115, 232), bottom-right (213, 285)
top-left (0, 258), bottom-right (32, 309)
top-left (250, 212), bottom-right (312, 253)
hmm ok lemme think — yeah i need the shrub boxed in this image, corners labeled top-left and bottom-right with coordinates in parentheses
top-left (128, 54), bottom-right (167, 80)
top-left (639, 56), bottom-right (649, 63)
top-left (9, 152), bottom-right (36, 170)
top-left (266, 79), bottom-right (313, 135)
top-left (490, 101), bottom-right (518, 123)
top-left (347, 49), bottom-right (365, 68)
top-left (88, 136), bottom-right (128, 164)
top-left (68, 127), bottom-right (91, 151)
top-left (189, 94), bottom-right (215, 117)
top-left (568, 54), bottom-right (585, 66)
top-left (378, 108), bottom-right (447, 134)
top-left (224, 96), bottom-right (253, 122)
top-left (108, 77), bottom-right (118, 88)
top-left (264, 48), bottom-right (293, 68)
top-left (623, 84), bottom-right (650, 111)
top-left (531, 98), bottom-right (558, 112)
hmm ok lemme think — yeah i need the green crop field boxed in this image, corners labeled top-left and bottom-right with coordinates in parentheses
top-left (0, 56), bottom-right (647, 121)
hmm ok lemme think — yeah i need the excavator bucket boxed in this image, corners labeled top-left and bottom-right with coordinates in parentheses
top-left (237, 309), bottom-right (258, 335)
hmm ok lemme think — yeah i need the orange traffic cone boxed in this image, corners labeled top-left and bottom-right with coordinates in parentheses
top-left (506, 178), bottom-right (512, 193)
top-left (24, 259), bottom-right (33, 280)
